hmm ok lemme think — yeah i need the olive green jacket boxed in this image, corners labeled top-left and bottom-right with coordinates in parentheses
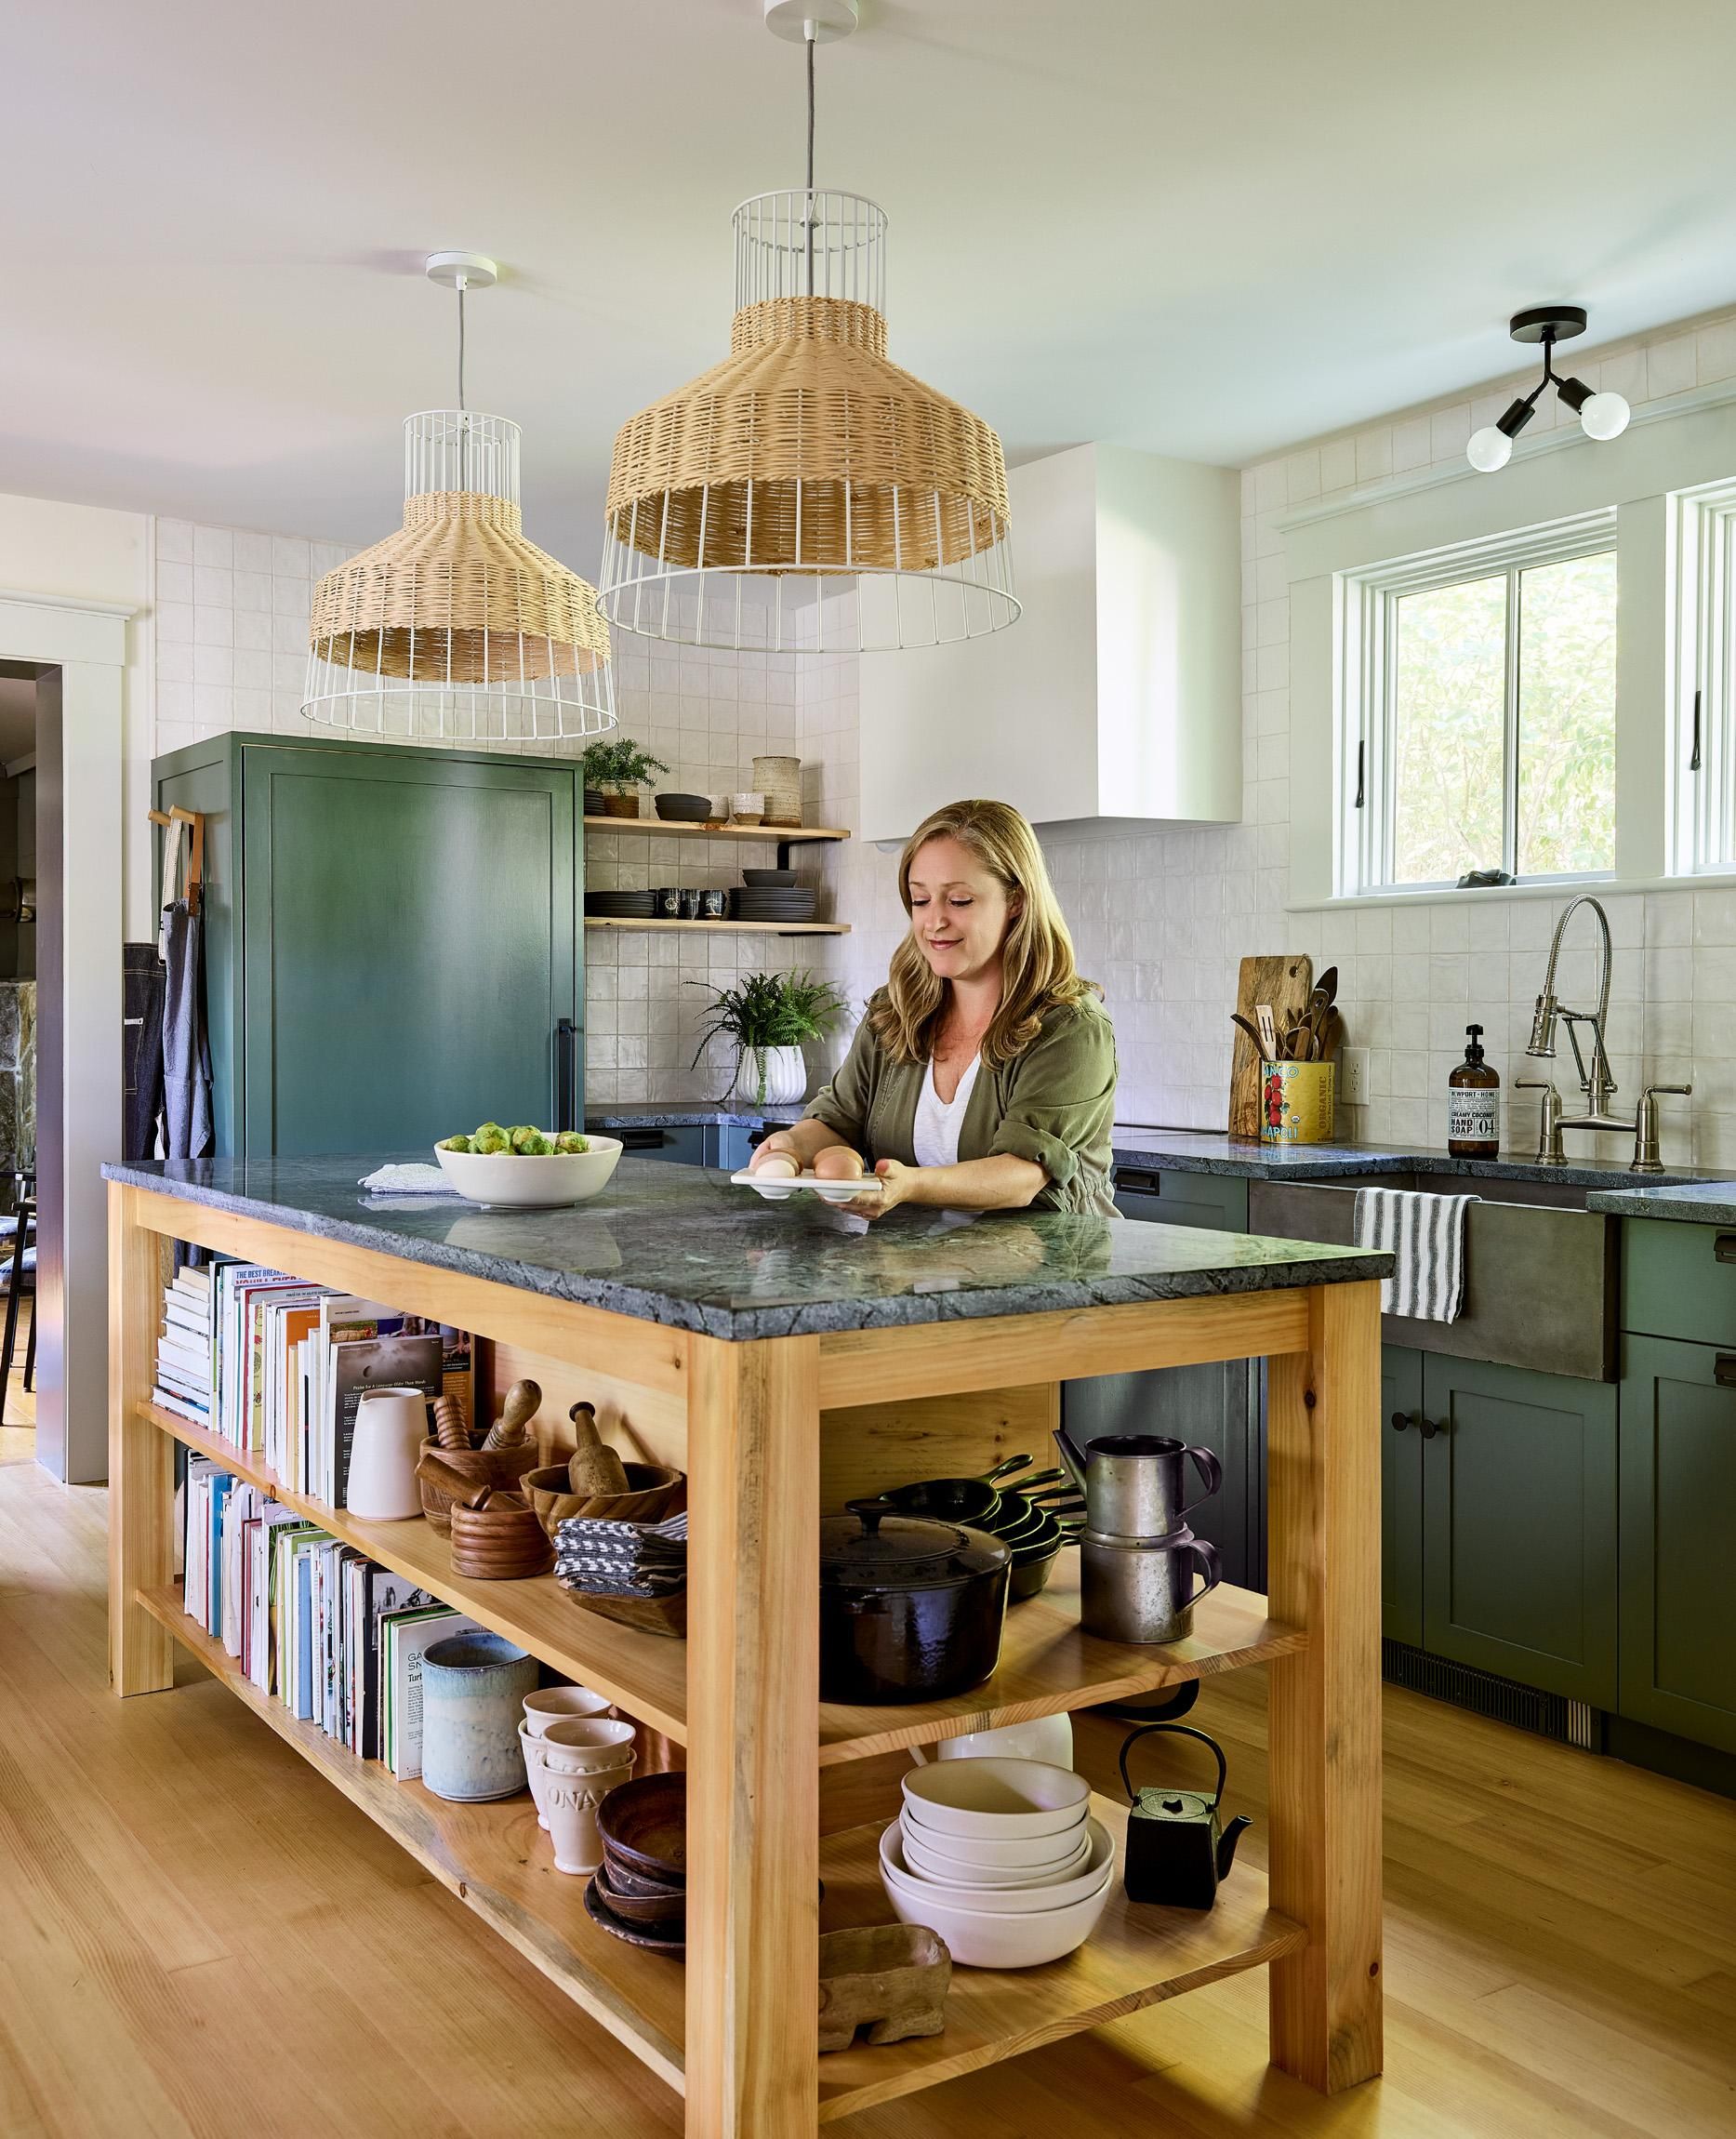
top-left (806, 994), bottom-right (1120, 1217)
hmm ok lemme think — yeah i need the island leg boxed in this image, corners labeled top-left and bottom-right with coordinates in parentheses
top-left (108, 1183), bottom-right (174, 1694)
top-left (684, 1335), bottom-right (820, 2138)
top-left (1266, 1278), bottom-right (1384, 2092)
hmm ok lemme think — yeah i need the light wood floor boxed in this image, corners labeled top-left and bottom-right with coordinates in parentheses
top-left (1, 1442), bottom-right (1732, 2138)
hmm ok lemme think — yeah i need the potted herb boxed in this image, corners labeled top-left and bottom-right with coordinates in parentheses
top-left (689, 970), bottom-right (848, 1107)
top-left (582, 737), bottom-right (671, 819)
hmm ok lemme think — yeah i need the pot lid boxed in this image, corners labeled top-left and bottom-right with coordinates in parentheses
top-left (819, 1495), bottom-right (1009, 1588)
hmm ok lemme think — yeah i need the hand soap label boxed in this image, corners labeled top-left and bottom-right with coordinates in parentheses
top-left (1448, 1091), bottom-right (1499, 1144)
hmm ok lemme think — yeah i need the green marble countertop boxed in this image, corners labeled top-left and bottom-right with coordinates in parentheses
top-left (101, 1152), bottom-right (1391, 1341)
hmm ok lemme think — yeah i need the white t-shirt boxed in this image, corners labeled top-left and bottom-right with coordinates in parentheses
top-left (912, 1054), bottom-right (982, 1169)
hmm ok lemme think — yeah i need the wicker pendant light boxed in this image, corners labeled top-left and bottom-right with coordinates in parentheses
top-left (303, 253), bottom-right (615, 742)
top-left (597, 7), bottom-right (1017, 655)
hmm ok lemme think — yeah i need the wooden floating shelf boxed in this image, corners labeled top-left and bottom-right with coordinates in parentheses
top-left (815, 1796), bottom-right (1303, 2120)
top-left (135, 1402), bottom-right (688, 1744)
top-left (584, 918), bottom-right (849, 935)
top-left (140, 1401), bottom-right (1299, 1770)
top-left (136, 1583), bottom-right (687, 2093)
top-left (585, 817), bottom-right (849, 843)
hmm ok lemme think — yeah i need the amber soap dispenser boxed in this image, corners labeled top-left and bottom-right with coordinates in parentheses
top-left (1448, 1023), bottom-right (1500, 1157)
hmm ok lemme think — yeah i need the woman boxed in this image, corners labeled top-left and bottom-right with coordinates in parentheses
top-left (749, 799), bottom-right (1118, 1218)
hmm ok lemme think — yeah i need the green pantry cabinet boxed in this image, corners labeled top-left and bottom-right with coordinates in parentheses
top-left (153, 733), bottom-right (584, 1155)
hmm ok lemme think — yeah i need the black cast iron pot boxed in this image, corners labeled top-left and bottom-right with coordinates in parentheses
top-left (819, 1495), bottom-right (1010, 1705)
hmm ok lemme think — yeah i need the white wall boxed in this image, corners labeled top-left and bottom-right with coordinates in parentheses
top-left (819, 302), bottom-right (1736, 1174)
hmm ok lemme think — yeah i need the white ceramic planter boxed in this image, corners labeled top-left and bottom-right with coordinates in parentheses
top-left (733, 1045), bottom-right (808, 1108)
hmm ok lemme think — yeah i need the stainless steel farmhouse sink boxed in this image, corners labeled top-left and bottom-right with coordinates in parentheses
top-left (1247, 1175), bottom-right (1616, 1381)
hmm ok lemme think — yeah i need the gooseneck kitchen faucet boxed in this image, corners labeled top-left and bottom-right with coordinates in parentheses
top-left (1524, 894), bottom-right (1690, 1170)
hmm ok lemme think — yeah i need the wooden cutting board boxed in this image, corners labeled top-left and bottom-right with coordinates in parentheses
top-left (1227, 954), bottom-right (1313, 1139)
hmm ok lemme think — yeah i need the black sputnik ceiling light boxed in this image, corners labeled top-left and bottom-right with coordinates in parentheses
top-left (1466, 305), bottom-right (1631, 474)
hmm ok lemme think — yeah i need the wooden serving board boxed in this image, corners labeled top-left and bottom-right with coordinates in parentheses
top-left (1227, 953), bottom-right (1312, 1139)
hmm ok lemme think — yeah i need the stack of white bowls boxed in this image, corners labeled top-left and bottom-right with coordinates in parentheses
top-left (879, 1757), bottom-right (1115, 1967)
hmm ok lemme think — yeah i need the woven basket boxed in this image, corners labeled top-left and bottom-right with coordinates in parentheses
top-left (605, 298), bottom-right (1009, 577)
top-left (417, 1440), bottom-right (543, 1534)
top-left (309, 493), bottom-right (612, 684)
top-left (600, 793), bottom-right (642, 819)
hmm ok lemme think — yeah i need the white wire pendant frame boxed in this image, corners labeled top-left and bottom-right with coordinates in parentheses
top-left (304, 410), bottom-right (616, 743)
top-left (597, 188), bottom-right (1018, 656)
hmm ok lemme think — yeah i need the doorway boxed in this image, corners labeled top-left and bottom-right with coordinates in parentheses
top-left (0, 671), bottom-right (40, 1449)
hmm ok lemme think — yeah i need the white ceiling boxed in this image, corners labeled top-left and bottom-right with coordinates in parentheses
top-left (8, 1), bottom-right (1736, 568)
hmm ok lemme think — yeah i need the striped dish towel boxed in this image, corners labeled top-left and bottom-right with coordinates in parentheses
top-left (1353, 1189), bottom-right (1478, 1322)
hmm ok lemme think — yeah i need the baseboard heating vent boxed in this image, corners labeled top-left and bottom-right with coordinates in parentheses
top-left (1381, 1641), bottom-right (1600, 1750)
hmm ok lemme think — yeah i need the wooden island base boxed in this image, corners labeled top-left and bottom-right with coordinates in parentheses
top-left (109, 1179), bottom-right (1384, 2135)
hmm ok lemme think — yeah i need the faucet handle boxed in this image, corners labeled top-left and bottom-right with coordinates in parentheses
top-left (1515, 1078), bottom-right (1565, 1164)
top-left (1632, 1084), bottom-right (1692, 1175)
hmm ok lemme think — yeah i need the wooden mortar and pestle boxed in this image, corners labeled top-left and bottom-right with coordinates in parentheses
top-left (523, 1402), bottom-right (687, 1538)
top-left (417, 1379), bottom-right (544, 1532)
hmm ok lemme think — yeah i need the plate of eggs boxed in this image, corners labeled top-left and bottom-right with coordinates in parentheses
top-left (730, 1154), bottom-right (883, 1202)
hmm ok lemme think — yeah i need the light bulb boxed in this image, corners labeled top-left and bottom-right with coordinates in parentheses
top-left (1466, 425), bottom-right (1513, 473)
top-left (1579, 390), bottom-right (1630, 442)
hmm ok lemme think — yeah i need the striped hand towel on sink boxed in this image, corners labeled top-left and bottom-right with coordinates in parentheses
top-left (1352, 1188), bottom-right (1478, 1322)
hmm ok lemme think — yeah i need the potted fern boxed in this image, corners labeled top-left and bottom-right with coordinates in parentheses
top-left (689, 971), bottom-right (848, 1107)
top-left (581, 736), bottom-right (671, 819)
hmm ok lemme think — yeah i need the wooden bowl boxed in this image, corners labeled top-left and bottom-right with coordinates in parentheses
top-left (417, 1442), bottom-right (541, 1534)
top-left (597, 1773), bottom-right (686, 1884)
top-left (593, 1859), bottom-right (685, 1926)
top-left (449, 1502), bottom-right (554, 1580)
top-left (566, 1588), bottom-right (687, 1639)
top-left (524, 1461), bottom-right (686, 1539)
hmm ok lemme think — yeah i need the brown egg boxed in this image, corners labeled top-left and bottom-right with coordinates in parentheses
top-left (813, 1146), bottom-right (867, 1181)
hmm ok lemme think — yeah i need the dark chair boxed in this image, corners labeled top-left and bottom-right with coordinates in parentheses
top-left (1, 1191), bottom-right (35, 1417)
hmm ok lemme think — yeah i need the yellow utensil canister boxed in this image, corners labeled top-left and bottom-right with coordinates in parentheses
top-left (1261, 1060), bottom-right (1335, 1144)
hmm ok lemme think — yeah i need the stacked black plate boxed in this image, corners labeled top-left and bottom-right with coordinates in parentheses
top-left (585, 891), bottom-right (656, 918)
top-left (730, 886), bottom-right (818, 923)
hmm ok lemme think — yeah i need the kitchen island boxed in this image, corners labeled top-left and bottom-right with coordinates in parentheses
top-left (104, 1154), bottom-right (1390, 2137)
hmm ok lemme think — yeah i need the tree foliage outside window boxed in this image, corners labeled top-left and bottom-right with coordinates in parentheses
top-left (1385, 550), bottom-right (1616, 885)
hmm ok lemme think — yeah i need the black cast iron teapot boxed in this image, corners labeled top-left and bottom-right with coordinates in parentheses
top-left (1118, 1721), bottom-right (1252, 1910)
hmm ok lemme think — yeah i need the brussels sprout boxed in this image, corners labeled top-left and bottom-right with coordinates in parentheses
top-left (554, 1131), bottom-right (590, 1154)
top-left (473, 1121), bottom-right (504, 1141)
top-left (516, 1130), bottom-right (553, 1156)
top-left (510, 1125), bottom-right (544, 1153)
top-left (471, 1125), bottom-right (510, 1154)
top-left (436, 1135), bottom-right (471, 1153)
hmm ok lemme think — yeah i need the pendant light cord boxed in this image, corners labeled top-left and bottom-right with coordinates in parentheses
top-left (805, 21), bottom-right (817, 295)
top-left (457, 279), bottom-right (468, 413)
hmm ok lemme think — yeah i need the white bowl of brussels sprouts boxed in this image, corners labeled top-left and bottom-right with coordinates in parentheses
top-left (433, 1124), bottom-right (624, 1209)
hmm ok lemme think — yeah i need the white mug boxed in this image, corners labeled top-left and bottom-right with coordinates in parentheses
top-left (539, 1716), bottom-right (639, 1773)
top-left (908, 1713), bottom-right (1075, 1769)
top-left (345, 1388), bottom-right (429, 1520)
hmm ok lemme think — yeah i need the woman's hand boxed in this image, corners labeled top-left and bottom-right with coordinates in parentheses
top-left (841, 1157), bottom-right (913, 1220)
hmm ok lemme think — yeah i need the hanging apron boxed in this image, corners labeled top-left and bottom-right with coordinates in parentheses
top-left (160, 898), bottom-right (213, 1161)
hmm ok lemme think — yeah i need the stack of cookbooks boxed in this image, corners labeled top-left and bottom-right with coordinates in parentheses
top-left (152, 1261), bottom-right (213, 1427)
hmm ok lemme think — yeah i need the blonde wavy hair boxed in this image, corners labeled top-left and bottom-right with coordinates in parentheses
top-left (869, 799), bottom-right (1099, 1068)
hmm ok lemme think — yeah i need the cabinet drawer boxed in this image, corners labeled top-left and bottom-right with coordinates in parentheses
top-left (1622, 1218), bottom-right (1736, 1348)
top-left (1113, 1168), bottom-right (1248, 1232)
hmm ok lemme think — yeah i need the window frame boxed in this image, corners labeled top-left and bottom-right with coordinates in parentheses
top-left (1337, 508), bottom-right (1620, 897)
top-left (1670, 477), bottom-right (1736, 877)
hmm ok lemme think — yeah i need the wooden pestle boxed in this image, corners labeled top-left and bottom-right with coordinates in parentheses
top-left (416, 1451), bottom-right (493, 1509)
top-left (567, 1400), bottom-right (630, 1495)
top-left (432, 1393), bottom-right (472, 1452)
top-left (483, 1378), bottom-right (540, 1452)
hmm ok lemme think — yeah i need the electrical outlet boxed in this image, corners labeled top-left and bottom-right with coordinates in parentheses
top-left (1339, 1046), bottom-right (1371, 1106)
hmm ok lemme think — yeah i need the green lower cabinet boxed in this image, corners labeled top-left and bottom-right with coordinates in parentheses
top-left (1420, 1355), bottom-right (1618, 1707)
top-left (1381, 1345), bottom-right (1425, 1649)
top-left (1619, 1336), bottom-right (1736, 1754)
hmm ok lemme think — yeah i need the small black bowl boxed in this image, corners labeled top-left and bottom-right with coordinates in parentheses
top-left (741, 868), bottom-right (798, 887)
top-left (655, 792), bottom-right (714, 822)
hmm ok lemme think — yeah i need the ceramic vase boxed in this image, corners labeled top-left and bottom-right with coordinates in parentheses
top-left (735, 1044), bottom-right (807, 1108)
top-left (420, 1631), bottom-right (538, 1802)
top-left (346, 1388), bottom-right (429, 1520)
